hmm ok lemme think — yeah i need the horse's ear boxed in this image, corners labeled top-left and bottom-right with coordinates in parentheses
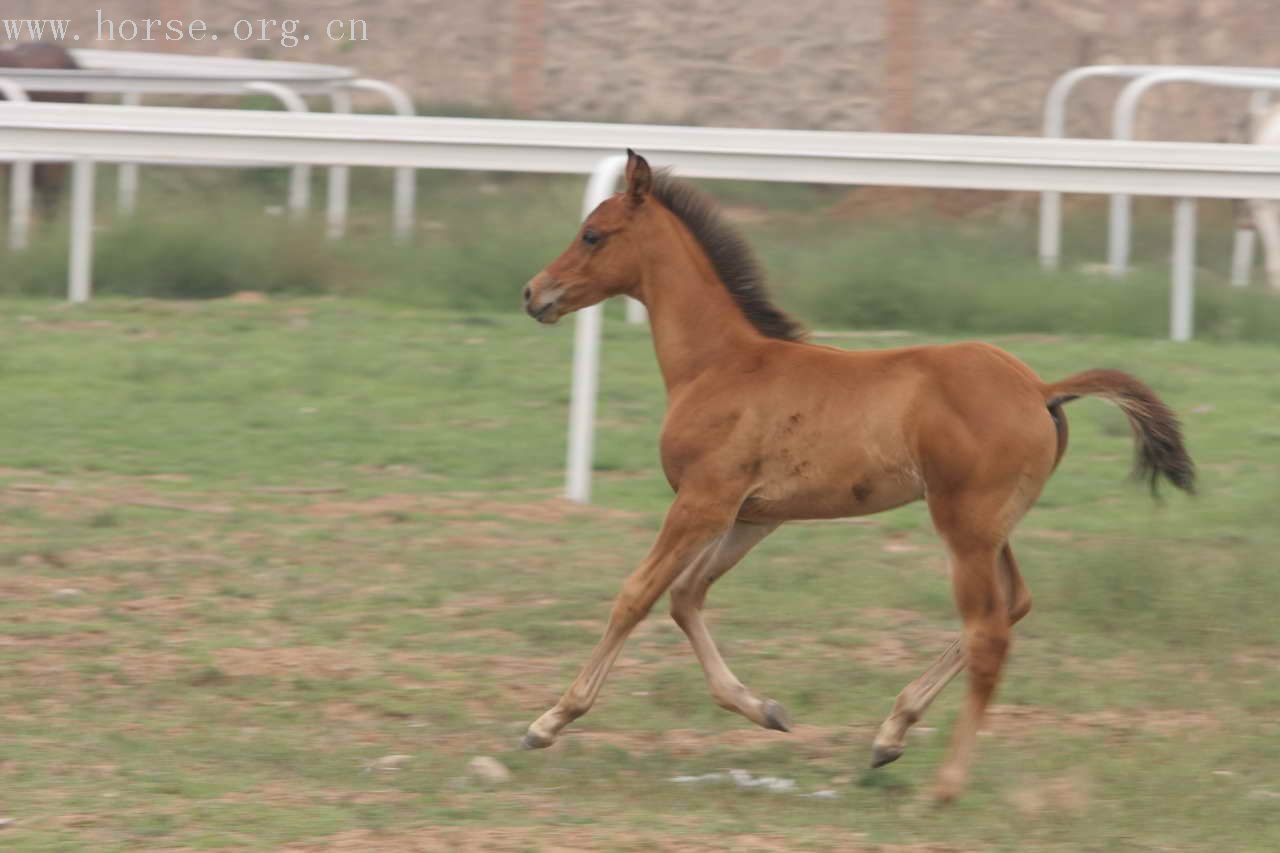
top-left (625, 148), bottom-right (652, 204)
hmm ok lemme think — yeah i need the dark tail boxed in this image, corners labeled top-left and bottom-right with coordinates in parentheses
top-left (1043, 368), bottom-right (1195, 495)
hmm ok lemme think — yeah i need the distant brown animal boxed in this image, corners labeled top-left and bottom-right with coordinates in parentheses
top-left (519, 150), bottom-right (1195, 801)
top-left (0, 42), bottom-right (85, 215)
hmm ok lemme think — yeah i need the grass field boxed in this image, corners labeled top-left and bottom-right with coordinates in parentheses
top-left (6, 169), bottom-right (1280, 343)
top-left (2, 296), bottom-right (1279, 851)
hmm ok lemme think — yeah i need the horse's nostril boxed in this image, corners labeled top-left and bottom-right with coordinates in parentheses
top-left (522, 286), bottom-right (532, 303)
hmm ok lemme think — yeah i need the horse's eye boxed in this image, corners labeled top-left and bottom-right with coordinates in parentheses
top-left (582, 229), bottom-right (601, 246)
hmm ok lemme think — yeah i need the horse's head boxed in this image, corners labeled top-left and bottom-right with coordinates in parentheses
top-left (523, 149), bottom-right (653, 324)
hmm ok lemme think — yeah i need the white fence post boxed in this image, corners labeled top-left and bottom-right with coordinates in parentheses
top-left (0, 78), bottom-right (32, 251)
top-left (326, 89), bottom-right (352, 239)
top-left (7, 156), bottom-right (32, 251)
top-left (565, 154), bottom-right (628, 504)
top-left (1171, 197), bottom-right (1196, 342)
top-left (351, 79), bottom-right (418, 242)
top-left (117, 92), bottom-right (141, 215)
top-left (1230, 228), bottom-right (1255, 288)
top-left (1110, 70), bottom-right (1280, 278)
top-left (1038, 65), bottom-right (1132, 271)
top-left (244, 81), bottom-right (310, 220)
top-left (1107, 193), bottom-right (1131, 278)
top-left (624, 297), bottom-right (648, 323)
top-left (1040, 65), bottom-right (1280, 274)
top-left (68, 158), bottom-right (95, 303)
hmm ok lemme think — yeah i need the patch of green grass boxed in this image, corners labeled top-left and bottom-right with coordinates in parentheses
top-left (6, 173), bottom-right (1280, 343)
top-left (0, 300), bottom-right (1278, 851)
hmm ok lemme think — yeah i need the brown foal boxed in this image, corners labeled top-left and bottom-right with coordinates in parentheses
top-left (520, 150), bottom-right (1195, 801)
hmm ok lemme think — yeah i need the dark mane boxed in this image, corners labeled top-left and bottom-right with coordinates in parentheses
top-left (650, 171), bottom-right (807, 342)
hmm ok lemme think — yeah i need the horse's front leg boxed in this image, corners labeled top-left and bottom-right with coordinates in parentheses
top-left (521, 492), bottom-right (738, 749)
top-left (669, 520), bottom-right (791, 731)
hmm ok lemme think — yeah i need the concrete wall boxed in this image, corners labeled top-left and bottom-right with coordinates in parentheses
top-left (8, 0), bottom-right (1280, 140)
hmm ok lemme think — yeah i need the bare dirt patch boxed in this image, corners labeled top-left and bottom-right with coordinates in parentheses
top-left (0, 573), bottom-right (120, 602)
top-left (838, 610), bottom-right (956, 672)
top-left (12, 649), bottom-right (188, 684)
top-left (1005, 767), bottom-right (1092, 817)
top-left (4, 479), bottom-right (235, 521)
top-left (984, 704), bottom-right (1221, 741)
top-left (423, 594), bottom-right (508, 619)
top-left (278, 826), bottom-right (965, 852)
top-left (300, 493), bottom-right (640, 542)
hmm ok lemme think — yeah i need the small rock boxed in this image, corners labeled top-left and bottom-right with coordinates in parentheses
top-left (1212, 769), bottom-right (1234, 776)
top-left (670, 772), bottom-right (724, 784)
top-left (882, 541), bottom-right (920, 554)
top-left (727, 769), bottom-right (796, 792)
top-left (468, 756), bottom-right (510, 784)
top-left (54, 588), bottom-right (84, 598)
top-left (809, 789), bottom-right (840, 799)
top-left (370, 754), bottom-right (412, 772)
top-left (0, 817), bottom-right (13, 829)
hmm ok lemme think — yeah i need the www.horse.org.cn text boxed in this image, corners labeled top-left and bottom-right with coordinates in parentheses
top-left (1, 13), bottom-right (369, 48)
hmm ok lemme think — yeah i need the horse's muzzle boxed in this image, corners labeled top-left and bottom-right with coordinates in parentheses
top-left (523, 274), bottom-right (562, 323)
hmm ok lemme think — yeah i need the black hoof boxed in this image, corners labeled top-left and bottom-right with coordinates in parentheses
top-left (870, 743), bottom-right (904, 768)
top-left (763, 700), bottom-right (793, 733)
top-left (520, 730), bottom-right (553, 750)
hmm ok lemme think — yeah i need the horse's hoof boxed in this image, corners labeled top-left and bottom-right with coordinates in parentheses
top-left (870, 743), bottom-right (904, 768)
top-left (763, 700), bottom-right (793, 733)
top-left (930, 767), bottom-right (965, 803)
top-left (931, 782), bottom-right (962, 805)
top-left (520, 729), bottom-right (554, 750)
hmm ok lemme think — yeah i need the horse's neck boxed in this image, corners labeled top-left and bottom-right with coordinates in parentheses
top-left (639, 224), bottom-right (761, 394)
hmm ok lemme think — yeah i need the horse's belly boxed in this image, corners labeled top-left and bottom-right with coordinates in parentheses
top-left (738, 468), bottom-right (924, 522)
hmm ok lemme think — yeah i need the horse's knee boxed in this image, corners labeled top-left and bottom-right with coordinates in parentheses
top-left (611, 579), bottom-right (658, 627)
top-left (964, 627), bottom-right (1009, 691)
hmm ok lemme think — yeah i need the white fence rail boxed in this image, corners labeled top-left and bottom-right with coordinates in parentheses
top-left (0, 49), bottom-right (414, 242)
top-left (5, 100), bottom-right (1280, 501)
top-left (1039, 64), bottom-right (1280, 277)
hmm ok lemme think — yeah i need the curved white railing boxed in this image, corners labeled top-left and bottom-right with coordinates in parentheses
top-left (0, 49), bottom-right (415, 243)
top-left (1039, 64), bottom-right (1280, 272)
top-left (243, 81), bottom-right (311, 219)
top-left (1108, 70), bottom-right (1280, 276)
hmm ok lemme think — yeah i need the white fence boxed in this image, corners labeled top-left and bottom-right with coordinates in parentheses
top-left (1040, 63), bottom-right (1280, 279)
top-left (4, 100), bottom-right (1280, 500)
top-left (0, 49), bottom-right (415, 244)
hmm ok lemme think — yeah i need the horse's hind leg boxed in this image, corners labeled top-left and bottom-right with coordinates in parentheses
top-left (669, 521), bottom-right (791, 731)
top-left (870, 543), bottom-right (1031, 769)
top-left (931, 534), bottom-right (1012, 802)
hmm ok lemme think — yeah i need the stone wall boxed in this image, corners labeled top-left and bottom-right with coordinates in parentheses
top-left (8, 0), bottom-right (1280, 140)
